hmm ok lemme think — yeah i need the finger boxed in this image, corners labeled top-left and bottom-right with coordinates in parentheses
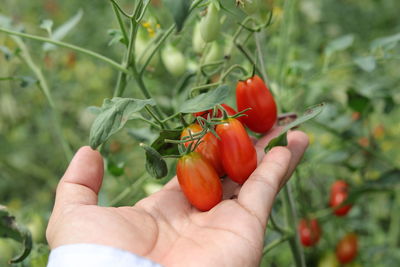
top-left (54, 146), bottom-right (104, 208)
top-left (238, 147), bottom-right (292, 227)
top-left (283, 130), bottom-right (309, 184)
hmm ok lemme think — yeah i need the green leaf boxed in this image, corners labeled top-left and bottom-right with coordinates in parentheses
top-left (164, 0), bottom-right (191, 32)
top-left (371, 32), bottom-right (400, 50)
top-left (354, 56), bottom-right (376, 72)
top-left (179, 85), bottom-right (230, 113)
top-left (0, 45), bottom-right (12, 60)
top-left (140, 143), bottom-right (168, 179)
top-left (0, 205), bottom-right (32, 263)
top-left (265, 132), bottom-right (288, 151)
top-left (368, 169), bottom-right (400, 187)
top-left (20, 76), bottom-right (37, 88)
top-left (86, 106), bottom-right (101, 115)
top-left (151, 129), bottom-right (182, 156)
top-left (127, 128), bottom-right (158, 143)
top-left (39, 19), bottom-right (53, 36)
top-left (347, 89), bottom-right (372, 114)
top-left (89, 97), bottom-right (156, 149)
top-left (325, 34), bottom-right (354, 56)
top-left (107, 29), bottom-right (125, 46)
top-left (265, 103), bottom-right (325, 153)
top-left (384, 96), bottom-right (395, 114)
top-left (43, 9), bottom-right (83, 51)
top-left (28, 244), bottom-right (50, 267)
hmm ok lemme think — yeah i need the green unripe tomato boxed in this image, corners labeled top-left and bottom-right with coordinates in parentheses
top-left (204, 42), bottom-right (223, 64)
top-left (161, 45), bottom-right (186, 77)
top-left (318, 252), bottom-right (339, 267)
top-left (199, 2), bottom-right (221, 43)
top-left (135, 37), bottom-right (160, 67)
top-left (192, 22), bottom-right (206, 54)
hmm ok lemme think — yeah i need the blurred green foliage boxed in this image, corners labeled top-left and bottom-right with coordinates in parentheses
top-left (1, 0), bottom-right (399, 266)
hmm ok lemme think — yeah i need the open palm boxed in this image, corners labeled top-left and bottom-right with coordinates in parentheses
top-left (47, 130), bottom-right (308, 267)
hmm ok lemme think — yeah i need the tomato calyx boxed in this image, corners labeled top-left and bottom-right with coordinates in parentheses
top-left (202, 104), bottom-right (250, 122)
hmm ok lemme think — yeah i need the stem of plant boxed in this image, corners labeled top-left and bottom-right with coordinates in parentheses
top-left (255, 31), bottom-right (269, 83)
top-left (139, 24), bottom-right (175, 76)
top-left (220, 64), bottom-right (248, 81)
top-left (263, 235), bottom-right (292, 255)
top-left (0, 28), bottom-right (128, 74)
top-left (190, 82), bottom-right (220, 97)
top-left (110, 1), bottom-right (129, 45)
top-left (276, 0), bottom-right (296, 100)
top-left (388, 189), bottom-right (400, 247)
top-left (110, 173), bottom-right (148, 206)
top-left (144, 105), bottom-right (165, 129)
top-left (236, 43), bottom-right (263, 76)
top-left (283, 184), bottom-right (306, 267)
top-left (11, 36), bottom-right (73, 161)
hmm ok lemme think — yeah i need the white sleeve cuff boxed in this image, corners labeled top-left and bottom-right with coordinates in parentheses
top-left (47, 244), bottom-right (163, 267)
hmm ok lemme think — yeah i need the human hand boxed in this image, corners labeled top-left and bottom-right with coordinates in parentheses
top-left (46, 129), bottom-right (308, 267)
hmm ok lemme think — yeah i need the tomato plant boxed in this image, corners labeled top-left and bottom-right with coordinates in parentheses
top-left (335, 233), bottom-right (358, 264)
top-left (329, 180), bottom-right (352, 216)
top-left (216, 118), bottom-right (257, 184)
top-left (1, 0), bottom-right (399, 265)
top-left (176, 152), bottom-right (222, 211)
top-left (298, 218), bottom-right (321, 247)
top-left (236, 75), bottom-right (277, 133)
top-left (180, 123), bottom-right (224, 176)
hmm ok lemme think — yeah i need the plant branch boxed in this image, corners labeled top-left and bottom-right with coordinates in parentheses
top-left (255, 31), bottom-right (268, 83)
top-left (145, 105), bottom-right (165, 129)
top-left (263, 234), bottom-right (292, 255)
top-left (283, 184), bottom-right (306, 267)
top-left (0, 27), bottom-right (128, 74)
top-left (12, 36), bottom-right (72, 161)
top-left (110, 1), bottom-right (129, 45)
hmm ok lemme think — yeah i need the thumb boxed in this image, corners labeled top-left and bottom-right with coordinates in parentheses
top-left (54, 146), bottom-right (104, 208)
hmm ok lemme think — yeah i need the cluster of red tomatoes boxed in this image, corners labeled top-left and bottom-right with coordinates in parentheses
top-left (176, 75), bottom-right (277, 211)
top-left (298, 180), bottom-right (358, 264)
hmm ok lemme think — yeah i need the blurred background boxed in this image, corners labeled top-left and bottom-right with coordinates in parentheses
top-left (1, 0), bottom-right (399, 266)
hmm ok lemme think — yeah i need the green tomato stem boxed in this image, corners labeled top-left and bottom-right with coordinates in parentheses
top-left (139, 25), bottom-right (176, 76)
top-left (145, 105), bottom-right (165, 129)
top-left (110, 1), bottom-right (129, 45)
top-left (283, 184), bottom-right (306, 267)
top-left (11, 36), bottom-right (73, 161)
top-left (0, 27), bottom-right (128, 74)
top-left (254, 31), bottom-right (269, 83)
top-left (109, 0), bottom-right (131, 18)
top-left (110, 173), bottom-right (148, 206)
top-left (262, 234), bottom-right (292, 255)
top-left (220, 64), bottom-right (248, 81)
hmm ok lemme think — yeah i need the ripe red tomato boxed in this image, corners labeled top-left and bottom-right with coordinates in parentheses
top-left (177, 152), bottom-right (223, 211)
top-left (216, 118), bottom-right (257, 184)
top-left (236, 75), bottom-right (277, 133)
top-left (298, 218), bottom-right (321, 247)
top-left (194, 104), bottom-right (238, 120)
top-left (336, 233), bottom-right (358, 264)
top-left (181, 124), bottom-right (224, 176)
top-left (329, 180), bottom-right (352, 216)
